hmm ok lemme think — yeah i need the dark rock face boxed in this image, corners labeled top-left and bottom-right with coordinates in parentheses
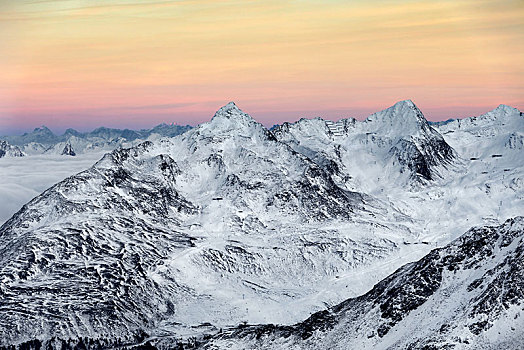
top-left (267, 163), bottom-right (363, 221)
top-left (389, 134), bottom-right (455, 181)
top-left (60, 142), bottom-right (76, 156)
top-left (506, 133), bottom-right (523, 149)
top-left (389, 139), bottom-right (433, 180)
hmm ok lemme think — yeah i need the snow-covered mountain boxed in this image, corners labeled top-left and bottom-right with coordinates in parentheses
top-left (0, 101), bottom-right (522, 349)
top-left (0, 140), bottom-right (24, 158)
top-left (274, 101), bottom-right (523, 243)
top-left (430, 104), bottom-right (524, 230)
top-left (198, 217), bottom-right (524, 350)
top-left (273, 100), bottom-right (457, 189)
top-left (0, 103), bottom-right (410, 348)
top-left (60, 142), bottom-right (76, 156)
top-left (2, 123), bottom-right (193, 155)
top-left (159, 102), bottom-right (366, 221)
top-left (5, 126), bottom-right (59, 146)
top-left (434, 104), bottom-right (523, 163)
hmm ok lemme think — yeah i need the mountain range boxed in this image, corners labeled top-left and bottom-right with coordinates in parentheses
top-left (0, 123), bottom-right (193, 157)
top-left (0, 101), bottom-right (522, 349)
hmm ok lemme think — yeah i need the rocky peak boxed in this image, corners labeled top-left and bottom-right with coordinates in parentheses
top-left (11, 125), bottom-right (59, 146)
top-left (363, 100), bottom-right (430, 136)
top-left (478, 104), bottom-right (522, 123)
top-left (436, 103), bottom-right (522, 134)
top-left (272, 118), bottom-right (336, 144)
top-left (196, 102), bottom-right (271, 140)
top-left (60, 142), bottom-right (76, 156)
top-left (0, 140), bottom-right (25, 158)
top-left (210, 102), bottom-right (256, 125)
top-left (32, 125), bottom-right (53, 134)
top-left (31, 126), bottom-right (56, 139)
top-left (492, 104), bottom-right (520, 116)
top-left (63, 128), bottom-right (82, 137)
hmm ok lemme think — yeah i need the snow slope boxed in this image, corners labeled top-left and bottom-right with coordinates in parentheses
top-left (200, 217), bottom-right (524, 350)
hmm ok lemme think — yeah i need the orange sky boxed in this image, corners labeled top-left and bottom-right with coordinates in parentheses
top-left (0, 0), bottom-right (523, 133)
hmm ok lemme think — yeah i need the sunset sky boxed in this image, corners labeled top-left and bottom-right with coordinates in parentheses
top-left (0, 0), bottom-right (522, 134)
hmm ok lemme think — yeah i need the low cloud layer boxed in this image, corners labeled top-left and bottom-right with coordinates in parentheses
top-left (0, 152), bottom-right (107, 225)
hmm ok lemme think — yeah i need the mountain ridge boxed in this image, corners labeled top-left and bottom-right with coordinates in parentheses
top-left (273, 100), bottom-right (458, 186)
top-left (1, 123), bottom-right (194, 155)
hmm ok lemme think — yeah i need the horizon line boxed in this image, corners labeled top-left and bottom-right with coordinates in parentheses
top-left (1, 100), bottom-right (521, 137)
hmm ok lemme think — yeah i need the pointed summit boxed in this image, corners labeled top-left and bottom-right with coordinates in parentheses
top-left (385, 99), bottom-right (424, 120)
top-left (491, 104), bottom-right (520, 116)
top-left (364, 100), bottom-right (430, 136)
top-left (191, 102), bottom-right (272, 141)
top-left (34, 125), bottom-right (52, 132)
top-left (211, 102), bottom-right (252, 122)
top-left (208, 102), bottom-right (259, 129)
top-left (474, 103), bottom-right (522, 124)
top-left (215, 101), bottom-right (240, 113)
top-left (31, 125), bottom-right (55, 137)
top-left (368, 100), bottom-right (425, 121)
top-left (16, 125), bottom-right (59, 145)
top-left (396, 99), bottom-right (415, 107)
top-left (63, 128), bottom-right (81, 137)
